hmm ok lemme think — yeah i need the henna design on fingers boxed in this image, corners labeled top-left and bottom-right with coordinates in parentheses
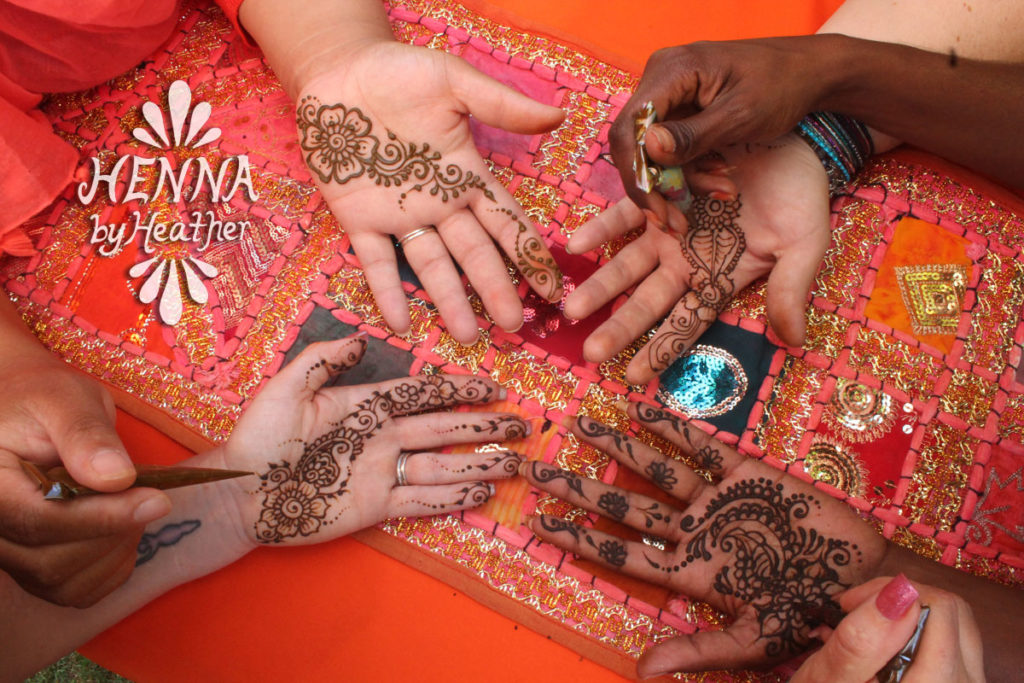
top-left (529, 462), bottom-right (589, 501)
top-left (597, 491), bottom-right (629, 520)
top-left (491, 207), bottom-right (562, 301)
top-left (296, 98), bottom-right (495, 208)
top-left (302, 337), bottom-right (367, 391)
top-left (645, 477), bottom-right (858, 658)
top-left (403, 482), bottom-right (494, 511)
top-left (136, 520), bottom-right (201, 566)
top-left (469, 415), bottom-right (528, 440)
top-left (256, 376), bottom-right (497, 543)
top-left (637, 502), bottom-right (668, 530)
top-left (645, 461), bottom-right (679, 491)
top-left (576, 418), bottom-right (638, 464)
top-left (635, 404), bottom-right (727, 475)
top-left (647, 194), bottom-right (746, 372)
top-left (432, 451), bottom-right (521, 476)
top-left (538, 516), bottom-right (629, 568)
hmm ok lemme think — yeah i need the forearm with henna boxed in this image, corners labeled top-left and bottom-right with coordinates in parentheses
top-left (877, 543), bottom-right (1024, 681)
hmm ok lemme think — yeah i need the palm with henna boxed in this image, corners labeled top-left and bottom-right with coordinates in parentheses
top-left (522, 406), bottom-right (888, 677)
top-left (212, 332), bottom-right (529, 545)
top-left (294, 41), bottom-right (565, 344)
top-left (565, 133), bottom-right (831, 384)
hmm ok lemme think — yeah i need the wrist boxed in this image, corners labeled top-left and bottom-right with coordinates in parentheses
top-left (184, 446), bottom-right (262, 554)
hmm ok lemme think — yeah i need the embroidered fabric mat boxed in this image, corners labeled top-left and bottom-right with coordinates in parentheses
top-left (4, 1), bottom-right (1024, 679)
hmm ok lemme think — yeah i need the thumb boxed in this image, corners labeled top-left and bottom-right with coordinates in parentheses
top-left (764, 231), bottom-right (830, 347)
top-left (446, 57), bottom-right (564, 134)
top-left (792, 575), bottom-right (922, 683)
top-left (645, 107), bottom-right (733, 167)
top-left (45, 395), bottom-right (135, 493)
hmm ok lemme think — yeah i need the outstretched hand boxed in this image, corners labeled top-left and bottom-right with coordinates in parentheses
top-left (522, 406), bottom-right (888, 676)
top-left (216, 332), bottom-right (527, 544)
top-left (297, 41), bottom-right (566, 344)
top-left (565, 134), bottom-right (831, 384)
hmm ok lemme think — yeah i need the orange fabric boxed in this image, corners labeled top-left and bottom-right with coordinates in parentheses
top-left (80, 1), bottom-right (842, 681)
top-left (864, 216), bottom-right (974, 354)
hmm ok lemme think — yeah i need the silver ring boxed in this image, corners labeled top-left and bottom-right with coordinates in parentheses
top-left (398, 226), bottom-right (437, 247)
top-left (396, 452), bottom-right (411, 487)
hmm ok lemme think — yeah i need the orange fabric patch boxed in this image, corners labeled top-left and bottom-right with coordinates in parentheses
top-left (864, 217), bottom-right (973, 354)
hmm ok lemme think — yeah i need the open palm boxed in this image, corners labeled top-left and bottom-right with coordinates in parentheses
top-left (298, 41), bottom-right (565, 343)
top-left (565, 133), bottom-right (832, 384)
top-left (523, 405), bottom-right (888, 675)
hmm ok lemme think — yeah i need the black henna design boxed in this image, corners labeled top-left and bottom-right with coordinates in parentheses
top-left (469, 415), bottom-right (528, 440)
top-left (645, 461), bottom-right (679, 492)
top-left (538, 516), bottom-right (629, 569)
top-left (648, 194), bottom-right (746, 372)
top-left (637, 502), bottom-right (668, 530)
top-left (635, 404), bottom-right (727, 475)
top-left (301, 336), bottom-right (367, 391)
top-left (491, 207), bottom-right (562, 302)
top-left (433, 451), bottom-right (520, 476)
top-left (296, 98), bottom-right (494, 208)
top-left (576, 417), bottom-right (638, 464)
top-left (400, 482), bottom-right (494, 511)
top-left (597, 491), bottom-right (629, 520)
top-left (529, 462), bottom-right (589, 501)
top-left (256, 375), bottom-right (492, 543)
top-left (645, 477), bottom-right (857, 658)
top-left (136, 520), bottom-right (201, 566)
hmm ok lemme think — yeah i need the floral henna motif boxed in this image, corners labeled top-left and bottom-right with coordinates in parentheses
top-left (491, 207), bottom-right (563, 302)
top-left (646, 477), bottom-right (858, 658)
top-left (648, 194), bottom-right (746, 372)
top-left (296, 98), bottom-right (494, 206)
top-left (645, 461), bottom-right (679, 491)
top-left (255, 376), bottom-right (499, 543)
top-left (597, 491), bottom-right (629, 520)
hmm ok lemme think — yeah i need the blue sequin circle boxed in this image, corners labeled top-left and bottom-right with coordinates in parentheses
top-left (656, 344), bottom-right (748, 418)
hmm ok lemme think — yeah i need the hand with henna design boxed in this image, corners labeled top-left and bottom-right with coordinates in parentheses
top-left (565, 134), bottom-right (830, 383)
top-left (208, 331), bottom-right (528, 544)
top-left (522, 408), bottom-right (890, 675)
top-left (241, 0), bottom-right (565, 345)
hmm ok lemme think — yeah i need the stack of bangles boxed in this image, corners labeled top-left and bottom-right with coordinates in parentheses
top-left (794, 111), bottom-right (875, 196)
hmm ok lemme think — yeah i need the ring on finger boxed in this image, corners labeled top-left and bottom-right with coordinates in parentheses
top-left (395, 452), bottom-right (411, 487)
top-left (398, 226), bottom-right (437, 247)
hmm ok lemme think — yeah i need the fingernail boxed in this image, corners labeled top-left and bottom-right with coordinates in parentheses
top-left (706, 165), bottom-right (736, 177)
top-left (666, 210), bottom-right (687, 235)
top-left (134, 493), bottom-right (172, 524)
top-left (487, 482), bottom-right (496, 498)
top-left (518, 460), bottom-right (530, 477)
top-left (564, 242), bottom-right (574, 255)
top-left (708, 190), bottom-right (736, 201)
top-left (522, 514), bottom-right (537, 529)
top-left (876, 574), bottom-right (919, 620)
top-left (90, 450), bottom-right (135, 482)
top-left (648, 125), bottom-right (675, 154)
top-left (497, 387), bottom-right (507, 401)
top-left (614, 399), bottom-right (630, 413)
top-left (559, 415), bottom-right (576, 431)
top-left (504, 320), bottom-right (524, 334)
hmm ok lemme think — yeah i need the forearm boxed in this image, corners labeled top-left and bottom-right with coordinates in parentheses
top-left (813, 35), bottom-right (1024, 187)
top-left (238, 0), bottom-right (394, 97)
top-left (0, 448), bottom-right (253, 681)
top-left (879, 543), bottom-right (1024, 681)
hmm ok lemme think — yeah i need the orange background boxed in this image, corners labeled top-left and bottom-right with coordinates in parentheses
top-left (82, 1), bottom-right (843, 681)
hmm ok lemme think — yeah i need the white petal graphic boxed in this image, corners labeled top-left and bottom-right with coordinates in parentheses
top-left (140, 101), bottom-right (170, 148)
top-left (132, 128), bottom-right (164, 148)
top-left (182, 260), bottom-right (208, 305)
top-left (184, 101), bottom-right (212, 146)
top-left (168, 80), bottom-right (191, 146)
top-left (129, 255), bottom-right (160, 278)
top-left (138, 260), bottom-right (166, 304)
top-left (189, 256), bottom-right (219, 278)
top-left (159, 260), bottom-right (183, 325)
top-left (192, 127), bottom-right (221, 148)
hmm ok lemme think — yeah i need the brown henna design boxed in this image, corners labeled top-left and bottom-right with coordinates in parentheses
top-left (296, 98), bottom-right (495, 208)
top-left (647, 194), bottom-right (746, 373)
top-left (529, 462), bottom-right (589, 501)
top-left (427, 450), bottom-right (521, 476)
top-left (402, 482), bottom-right (494, 511)
top-left (302, 335), bottom-right (368, 391)
top-left (255, 376), bottom-right (499, 543)
top-left (576, 416), bottom-right (638, 464)
top-left (490, 207), bottom-right (563, 302)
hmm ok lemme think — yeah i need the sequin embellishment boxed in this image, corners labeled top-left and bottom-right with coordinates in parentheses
top-left (895, 264), bottom-right (968, 335)
top-left (657, 344), bottom-right (747, 418)
top-left (804, 439), bottom-right (868, 498)
top-left (822, 378), bottom-right (895, 443)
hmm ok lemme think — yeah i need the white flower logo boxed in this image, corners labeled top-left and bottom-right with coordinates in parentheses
top-left (128, 80), bottom-right (221, 326)
top-left (133, 80), bottom-right (220, 149)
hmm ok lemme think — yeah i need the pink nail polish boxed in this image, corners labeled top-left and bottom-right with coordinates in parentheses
top-left (875, 574), bottom-right (919, 620)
